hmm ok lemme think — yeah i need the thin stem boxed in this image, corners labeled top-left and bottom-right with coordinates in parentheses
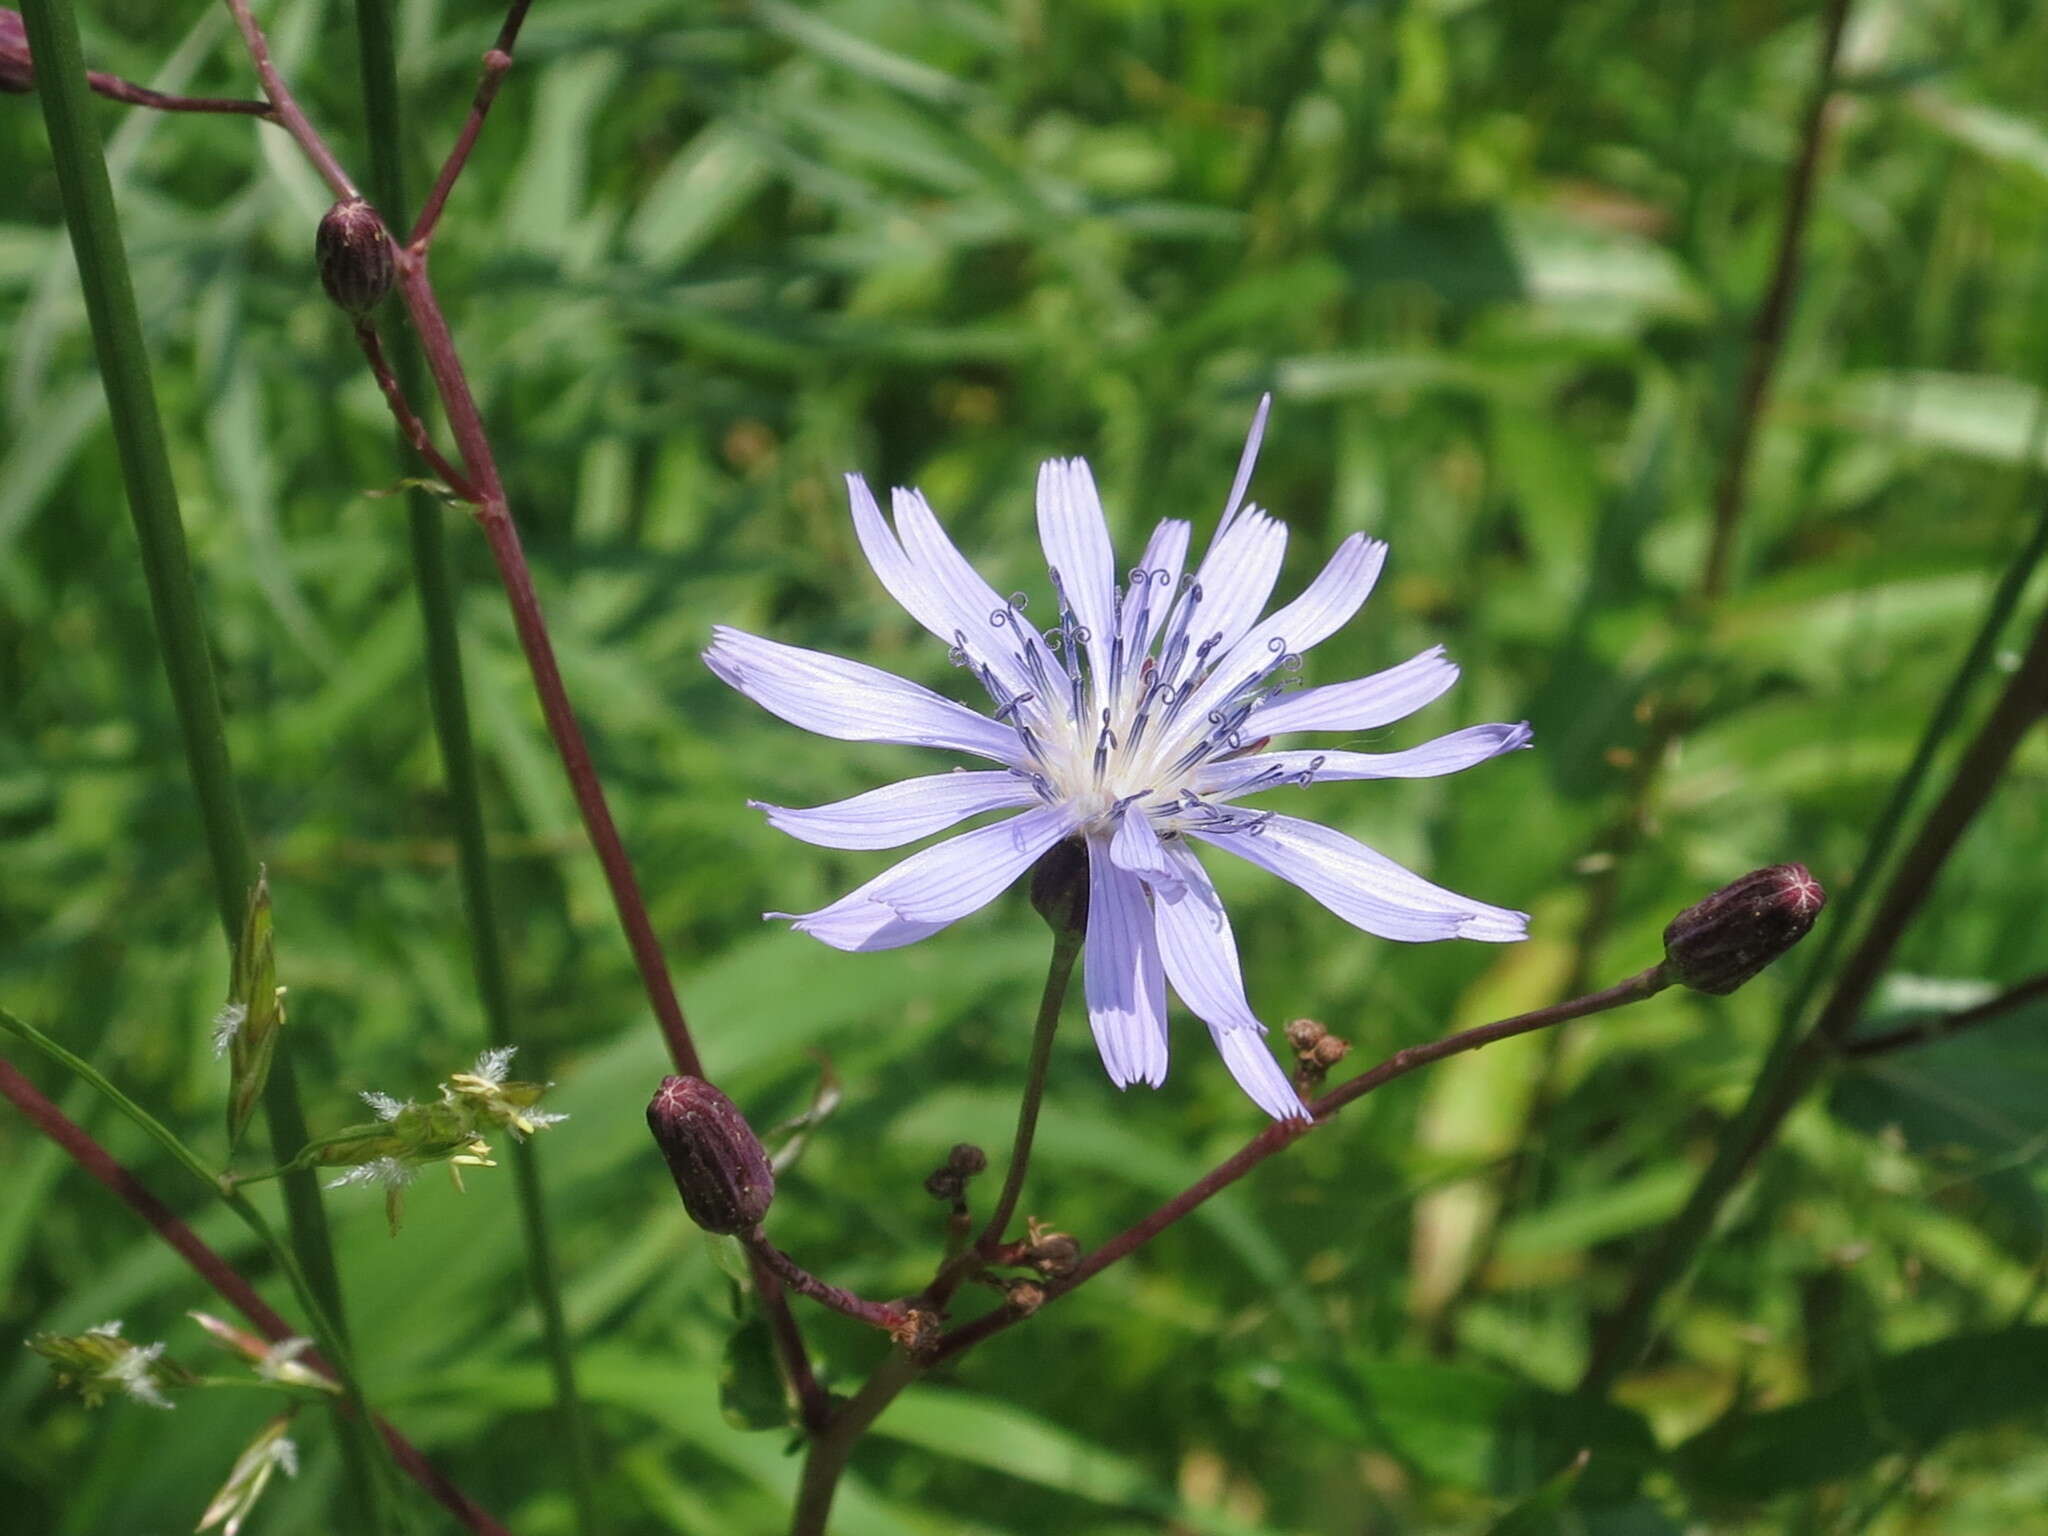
top-left (1782, 490), bottom-right (2048, 1033)
top-left (744, 1231), bottom-right (910, 1331)
top-left (0, 1054), bottom-right (511, 1536)
top-left (1583, 602), bottom-right (2048, 1393)
top-left (20, 0), bottom-right (379, 1514)
top-left (751, 1250), bottom-right (832, 1433)
top-left (977, 932), bottom-right (1082, 1252)
top-left (219, 0), bottom-right (812, 1415)
top-left (1840, 971), bottom-right (2048, 1059)
top-left (345, 2), bottom-right (600, 1522)
top-left (85, 71), bottom-right (275, 116)
top-left (928, 964), bottom-right (1673, 1366)
top-left (789, 1348), bottom-right (926, 1536)
top-left (921, 929), bottom-right (1082, 1307)
top-left (467, 489), bottom-right (704, 1075)
top-left (410, 2), bottom-right (536, 251)
top-left (1447, 0), bottom-right (1855, 1346)
top-left (351, 318), bottom-right (477, 498)
top-left (1698, 0), bottom-right (1853, 604)
top-left (219, 0), bottom-right (356, 199)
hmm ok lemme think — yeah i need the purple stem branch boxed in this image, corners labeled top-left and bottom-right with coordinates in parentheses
top-left (408, 1), bottom-right (534, 249)
top-left (0, 1057), bottom-right (511, 1536)
top-left (85, 71), bottom-right (275, 116)
top-left (745, 1230), bottom-right (911, 1333)
top-left (218, 0), bottom-right (818, 1407)
top-left (1841, 971), bottom-right (2048, 1059)
top-left (1699, 0), bottom-right (1853, 604)
top-left (351, 317), bottom-right (476, 499)
top-left (930, 964), bottom-right (1672, 1364)
top-left (219, 0), bottom-right (356, 200)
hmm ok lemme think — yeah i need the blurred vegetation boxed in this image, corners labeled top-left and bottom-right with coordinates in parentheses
top-left (6, 0), bottom-right (2048, 1532)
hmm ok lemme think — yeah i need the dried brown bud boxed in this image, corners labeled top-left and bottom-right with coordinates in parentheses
top-left (1309, 1034), bottom-right (1351, 1069)
top-left (1005, 1280), bottom-right (1046, 1316)
top-left (889, 1307), bottom-right (941, 1354)
top-left (1663, 864), bottom-right (1826, 996)
top-left (947, 1143), bottom-right (988, 1176)
top-left (647, 1076), bottom-right (776, 1234)
top-left (315, 198), bottom-right (394, 316)
top-left (923, 1166), bottom-right (965, 1203)
top-left (1284, 1018), bottom-right (1326, 1054)
top-left (0, 11), bottom-right (32, 94)
top-left (1028, 1232), bottom-right (1081, 1278)
top-left (1029, 838), bottom-right (1090, 935)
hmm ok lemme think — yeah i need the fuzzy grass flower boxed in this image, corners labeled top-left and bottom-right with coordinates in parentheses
top-left (28, 1320), bottom-right (187, 1409)
top-left (708, 401), bottom-right (1529, 1119)
top-left (197, 1414), bottom-right (299, 1536)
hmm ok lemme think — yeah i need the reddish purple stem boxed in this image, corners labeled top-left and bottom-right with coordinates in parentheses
top-left (930, 964), bottom-right (1672, 1363)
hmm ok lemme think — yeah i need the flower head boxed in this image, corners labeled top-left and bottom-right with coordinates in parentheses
top-left (198, 1415), bottom-right (299, 1536)
top-left (707, 400), bottom-right (1530, 1119)
top-left (443, 1046), bottom-right (570, 1139)
top-left (28, 1320), bottom-right (188, 1409)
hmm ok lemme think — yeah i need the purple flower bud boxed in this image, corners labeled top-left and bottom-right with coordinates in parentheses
top-left (1028, 837), bottom-right (1089, 936)
top-left (1663, 863), bottom-right (1826, 995)
top-left (0, 11), bottom-right (33, 94)
top-left (314, 198), bottom-right (394, 317)
top-left (647, 1076), bottom-right (775, 1234)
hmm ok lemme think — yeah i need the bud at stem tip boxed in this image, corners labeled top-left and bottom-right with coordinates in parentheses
top-left (647, 1075), bottom-right (776, 1234)
top-left (1663, 863), bottom-right (1825, 995)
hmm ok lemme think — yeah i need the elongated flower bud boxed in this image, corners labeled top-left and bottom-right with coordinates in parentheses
top-left (1663, 863), bottom-right (1825, 995)
top-left (0, 11), bottom-right (32, 94)
top-left (648, 1076), bottom-right (775, 1234)
top-left (315, 198), bottom-right (394, 316)
top-left (1028, 838), bottom-right (1090, 936)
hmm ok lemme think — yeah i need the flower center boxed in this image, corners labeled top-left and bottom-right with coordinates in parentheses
top-left (954, 566), bottom-right (1316, 839)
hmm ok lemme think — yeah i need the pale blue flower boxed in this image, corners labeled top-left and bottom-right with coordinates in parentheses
top-left (707, 401), bottom-right (1530, 1120)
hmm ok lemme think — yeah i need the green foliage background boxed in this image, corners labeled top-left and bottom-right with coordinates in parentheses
top-left (6, 0), bottom-right (2048, 1531)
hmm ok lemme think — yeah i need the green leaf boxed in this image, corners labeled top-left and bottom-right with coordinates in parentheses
top-left (718, 1315), bottom-right (789, 1432)
top-left (1267, 1357), bottom-right (1661, 1506)
top-left (1676, 1327), bottom-right (2048, 1502)
top-left (1485, 1449), bottom-right (1587, 1536)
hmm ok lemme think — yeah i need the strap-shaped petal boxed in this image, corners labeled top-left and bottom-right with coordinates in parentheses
top-left (1185, 509), bottom-right (1288, 660)
top-left (891, 486), bottom-right (1055, 704)
top-left (1120, 519), bottom-right (1191, 658)
top-left (1192, 812), bottom-right (1525, 943)
top-left (1201, 723), bottom-right (1533, 800)
top-left (1173, 533), bottom-right (1388, 737)
top-left (1108, 805), bottom-right (1179, 888)
top-left (1216, 392), bottom-right (1271, 537)
top-left (754, 771), bottom-right (1040, 850)
top-left (1249, 646), bottom-right (1460, 736)
top-left (1150, 842), bottom-right (1307, 1120)
top-left (706, 626), bottom-right (1023, 764)
top-left (774, 804), bottom-right (1076, 951)
top-left (1037, 458), bottom-right (1118, 692)
top-left (1083, 840), bottom-right (1169, 1088)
